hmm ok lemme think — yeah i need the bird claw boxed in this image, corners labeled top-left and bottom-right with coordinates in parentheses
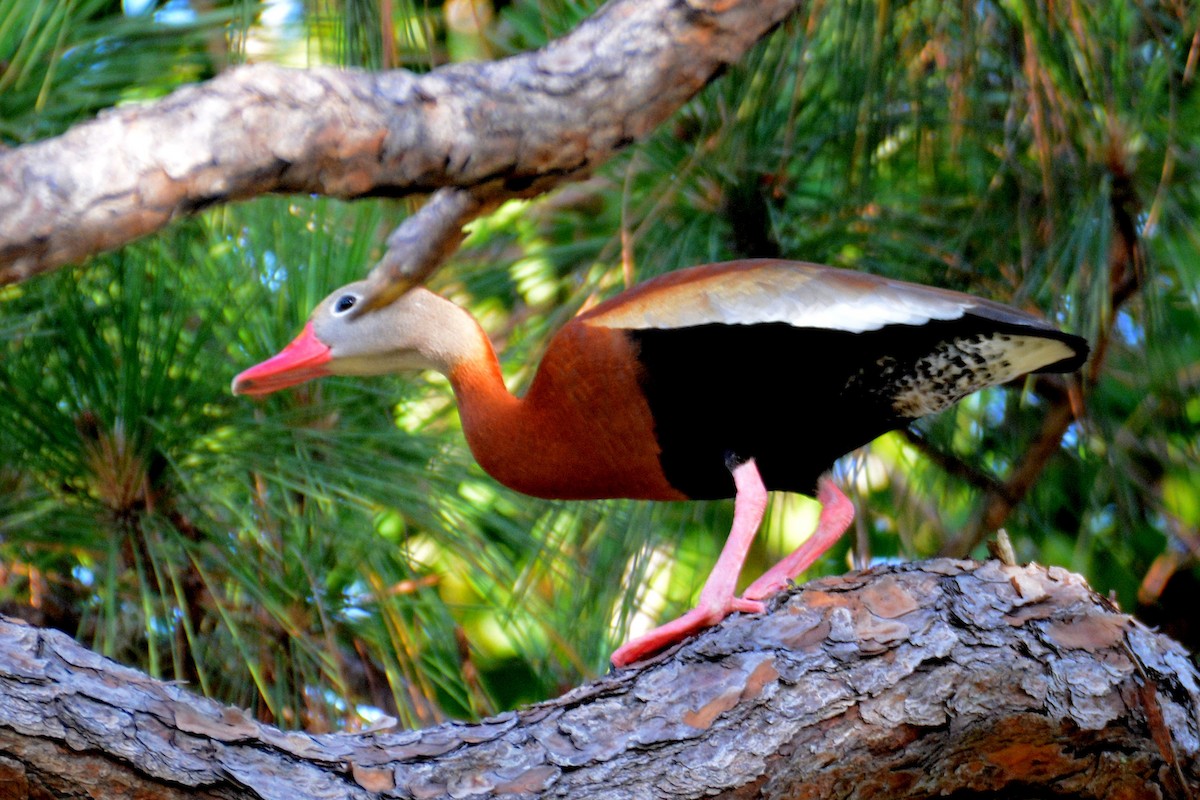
top-left (730, 596), bottom-right (767, 614)
top-left (610, 595), bottom-right (766, 668)
top-left (741, 575), bottom-right (789, 603)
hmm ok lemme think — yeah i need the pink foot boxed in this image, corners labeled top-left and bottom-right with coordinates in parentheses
top-left (609, 594), bottom-right (765, 667)
top-left (611, 457), bottom-right (770, 668)
top-left (741, 476), bottom-right (854, 602)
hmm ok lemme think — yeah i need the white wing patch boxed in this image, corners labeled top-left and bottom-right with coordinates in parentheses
top-left (581, 262), bottom-right (976, 333)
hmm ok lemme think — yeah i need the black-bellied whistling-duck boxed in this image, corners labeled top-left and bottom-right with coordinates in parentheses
top-left (233, 259), bottom-right (1088, 667)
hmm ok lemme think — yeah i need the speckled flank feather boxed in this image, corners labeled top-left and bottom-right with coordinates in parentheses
top-left (875, 332), bottom-right (1080, 418)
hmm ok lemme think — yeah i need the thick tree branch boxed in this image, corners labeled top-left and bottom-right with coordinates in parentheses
top-left (0, 0), bottom-right (802, 296)
top-left (2, 559), bottom-right (1197, 799)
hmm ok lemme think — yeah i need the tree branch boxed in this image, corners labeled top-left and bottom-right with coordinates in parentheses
top-left (2, 559), bottom-right (1197, 799)
top-left (0, 0), bottom-right (802, 296)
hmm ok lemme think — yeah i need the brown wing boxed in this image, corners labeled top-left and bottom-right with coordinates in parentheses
top-left (580, 259), bottom-right (1062, 336)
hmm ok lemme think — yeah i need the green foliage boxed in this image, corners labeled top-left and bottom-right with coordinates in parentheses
top-left (0, 0), bottom-right (239, 142)
top-left (1, 0), bottom-right (1198, 732)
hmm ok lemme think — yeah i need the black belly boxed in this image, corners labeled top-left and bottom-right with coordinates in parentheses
top-left (629, 318), bottom-right (1043, 500)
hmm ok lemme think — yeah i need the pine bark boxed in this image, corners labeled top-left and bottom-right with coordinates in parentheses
top-left (0, 0), bottom-right (802, 287)
top-left (1, 559), bottom-right (1197, 800)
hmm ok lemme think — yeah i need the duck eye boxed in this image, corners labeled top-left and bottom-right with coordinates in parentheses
top-left (333, 294), bottom-right (357, 315)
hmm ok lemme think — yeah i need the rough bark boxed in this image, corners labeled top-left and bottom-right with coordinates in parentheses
top-left (1, 559), bottom-right (1197, 800)
top-left (0, 0), bottom-right (802, 302)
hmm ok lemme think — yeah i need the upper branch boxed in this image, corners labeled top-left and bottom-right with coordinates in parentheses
top-left (0, 0), bottom-right (802, 287)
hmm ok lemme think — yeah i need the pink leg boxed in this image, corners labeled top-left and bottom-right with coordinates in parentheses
top-left (610, 458), bottom-right (770, 667)
top-left (741, 476), bottom-right (854, 602)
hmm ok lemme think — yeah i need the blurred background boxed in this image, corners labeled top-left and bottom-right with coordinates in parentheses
top-left (0, 0), bottom-right (1196, 731)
